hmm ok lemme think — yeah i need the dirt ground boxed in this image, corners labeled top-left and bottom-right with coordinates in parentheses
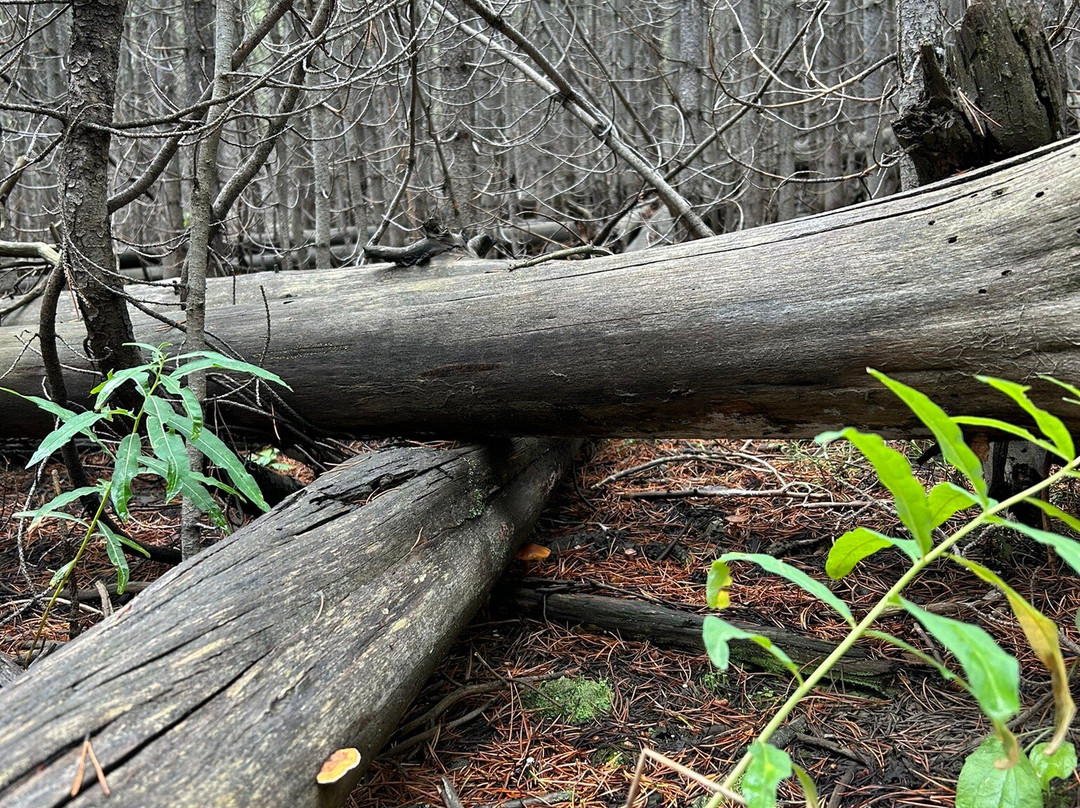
top-left (2, 438), bottom-right (1079, 807)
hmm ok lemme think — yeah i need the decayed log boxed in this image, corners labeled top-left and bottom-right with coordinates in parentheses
top-left (0, 438), bottom-right (573, 808)
top-left (493, 580), bottom-right (900, 693)
top-left (1, 136), bottom-right (1080, 439)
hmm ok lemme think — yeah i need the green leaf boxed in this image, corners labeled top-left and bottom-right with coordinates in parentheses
top-left (952, 415), bottom-right (1059, 458)
top-left (927, 481), bottom-right (980, 528)
top-left (702, 616), bottom-right (801, 680)
top-left (161, 410), bottom-right (268, 512)
top-left (145, 414), bottom-right (187, 501)
top-left (742, 741), bottom-right (792, 808)
top-left (868, 369), bottom-right (988, 503)
top-left (91, 367), bottom-right (151, 410)
top-left (158, 374), bottom-right (203, 440)
top-left (955, 736), bottom-right (1042, 808)
top-left (953, 557), bottom-right (1075, 753)
top-left (47, 559), bottom-right (76, 589)
top-left (117, 533), bottom-right (150, 557)
top-left (989, 517), bottom-right (1080, 578)
top-left (1029, 741), bottom-right (1077, 789)
top-left (1041, 375), bottom-right (1080, 408)
top-left (1, 388), bottom-right (77, 421)
top-left (826, 527), bottom-right (919, 579)
top-left (168, 353), bottom-right (291, 390)
top-left (26, 410), bottom-right (113, 467)
top-left (139, 455), bottom-right (228, 530)
top-left (816, 427), bottom-right (932, 551)
top-left (720, 552), bottom-right (854, 625)
top-left (111, 434), bottom-right (142, 521)
top-left (866, 629), bottom-right (966, 688)
top-left (976, 375), bottom-right (1074, 460)
top-left (1022, 498), bottom-right (1080, 535)
top-left (19, 484), bottom-right (102, 531)
top-left (902, 599), bottom-right (1019, 725)
top-left (99, 522), bottom-right (130, 594)
top-left (791, 763), bottom-right (820, 808)
top-left (706, 560), bottom-right (731, 608)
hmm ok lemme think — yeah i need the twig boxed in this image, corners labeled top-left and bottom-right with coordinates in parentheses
top-left (622, 747), bottom-right (743, 808)
top-left (507, 245), bottom-right (612, 271)
top-left (476, 792), bottom-right (572, 808)
top-left (439, 776), bottom-right (467, 808)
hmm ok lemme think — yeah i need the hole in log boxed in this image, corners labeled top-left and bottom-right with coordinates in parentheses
top-left (947, 236), bottom-right (958, 244)
top-left (1035, 191), bottom-right (1045, 198)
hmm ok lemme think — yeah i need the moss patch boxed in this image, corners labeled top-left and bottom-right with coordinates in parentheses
top-left (523, 677), bottom-right (613, 724)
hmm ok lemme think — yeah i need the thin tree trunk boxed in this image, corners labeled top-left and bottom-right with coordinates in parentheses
top-left (58, 0), bottom-right (141, 374)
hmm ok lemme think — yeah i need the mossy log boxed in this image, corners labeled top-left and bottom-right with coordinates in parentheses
top-left (0, 439), bottom-right (573, 808)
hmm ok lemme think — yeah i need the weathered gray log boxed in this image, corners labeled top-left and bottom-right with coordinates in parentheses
top-left (0, 438), bottom-right (573, 808)
top-left (2, 135), bottom-right (1080, 439)
top-left (493, 580), bottom-right (900, 693)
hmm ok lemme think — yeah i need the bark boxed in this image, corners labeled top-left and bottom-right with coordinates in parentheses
top-left (2, 135), bottom-right (1080, 439)
top-left (0, 439), bottom-right (573, 808)
top-left (59, 0), bottom-right (142, 373)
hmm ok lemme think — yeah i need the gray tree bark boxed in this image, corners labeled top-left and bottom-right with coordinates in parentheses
top-left (58, 0), bottom-right (142, 374)
top-left (2, 134), bottom-right (1080, 441)
top-left (0, 439), bottom-right (573, 808)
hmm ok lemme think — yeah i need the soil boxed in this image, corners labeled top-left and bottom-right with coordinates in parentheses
top-left (2, 438), bottom-right (1079, 807)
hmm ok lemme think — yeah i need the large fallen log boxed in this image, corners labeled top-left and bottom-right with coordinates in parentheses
top-left (0, 438), bottom-right (573, 808)
top-left (2, 136), bottom-right (1079, 439)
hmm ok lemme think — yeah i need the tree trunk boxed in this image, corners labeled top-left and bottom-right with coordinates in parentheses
top-left (58, 0), bottom-right (142, 374)
top-left (3, 134), bottom-right (1080, 440)
top-left (0, 439), bottom-right (573, 808)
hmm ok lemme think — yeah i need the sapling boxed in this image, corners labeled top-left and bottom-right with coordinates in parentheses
top-left (10, 343), bottom-right (289, 663)
top-left (701, 371), bottom-right (1080, 808)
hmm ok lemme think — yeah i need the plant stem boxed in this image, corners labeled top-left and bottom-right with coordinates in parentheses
top-left (24, 481), bottom-right (112, 666)
top-left (706, 456), bottom-right (1080, 806)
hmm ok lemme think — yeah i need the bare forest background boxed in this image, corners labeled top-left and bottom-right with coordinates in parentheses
top-left (2, 0), bottom-right (1075, 287)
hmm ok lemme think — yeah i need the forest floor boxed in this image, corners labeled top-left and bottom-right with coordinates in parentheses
top-left (2, 438), bottom-right (1079, 807)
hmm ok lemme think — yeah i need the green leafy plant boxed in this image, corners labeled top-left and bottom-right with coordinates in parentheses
top-left (702, 372), bottom-right (1080, 808)
top-left (248, 445), bottom-right (291, 472)
top-left (10, 343), bottom-right (289, 660)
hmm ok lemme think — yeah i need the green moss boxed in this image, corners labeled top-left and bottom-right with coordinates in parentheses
top-left (523, 677), bottom-right (613, 724)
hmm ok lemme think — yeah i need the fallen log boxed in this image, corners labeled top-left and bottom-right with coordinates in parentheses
top-left (2, 136), bottom-right (1080, 439)
top-left (493, 579), bottom-right (900, 694)
top-left (0, 438), bottom-right (574, 808)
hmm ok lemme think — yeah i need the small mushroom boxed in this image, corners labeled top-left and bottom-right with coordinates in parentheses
top-left (514, 543), bottom-right (551, 561)
top-left (316, 747), bottom-right (361, 785)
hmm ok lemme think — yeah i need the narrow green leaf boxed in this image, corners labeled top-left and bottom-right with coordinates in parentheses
top-left (702, 617), bottom-right (801, 681)
top-left (868, 369), bottom-right (988, 502)
top-left (111, 433), bottom-right (142, 521)
top-left (99, 523), bottom-right (130, 593)
top-left (145, 414), bottom-right (186, 501)
top-left (158, 374), bottom-right (203, 439)
top-left (902, 599), bottom-right (1019, 725)
top-left (927, 482), bottom-right (980, 529)
top-left (18, 485), bottom-right (101, 531)
top-left (140, 455), bottom-right (229, 530)
top-left (27, 410), bottom-right (113, 467)
top-left (827, 527), bottom-right (919, 579)
top-left (988, 517), bottom-right (1080, 578)
top-left (162, 410), bottom-right (267, 511)
top-left (952, 415), bottom-right (1059, 458)
top-left (791, 763), bottom-right (820, 808)
top-left (1041, 376), bottom-right (1080, 408)
top-left (1029, 741), bottom-right (1077, 789)
top-left (1, 388), bottom-right (76, 421)
top-left (955, 735), bottom-right (1042, 808)
top-left (742, 741), bottom-right (793, 808)
top-left (168, 354), bottom-right (291, 390)
top-left (706, 560), bottom-right (731, 609)
top-left (976, 375), bottom-right (1074, 460)
top-left (91, 367), bottom-right (150, 410)
top-left (117, 533), bottom-right (150, 557)
top-left (953, 557), bottom-right (1075, 753)
top-left (48, 559), bottom-right (77, 589)
top-left (721, 552), bottom-right (854, 625)
top-left (1022, 498), bottom-right (1080, 535)
top-left (866, 630), bottom-right (966, 687)
top-left (817, 427), bottom-right (932, 551)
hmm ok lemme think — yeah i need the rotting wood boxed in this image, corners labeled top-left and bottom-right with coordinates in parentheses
top-left (0, 438), bottom-right (574, 808)
top-left (492, 579), bottom-right (901, 693)
top-left (1, 136), bottom-right (1080, 439)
